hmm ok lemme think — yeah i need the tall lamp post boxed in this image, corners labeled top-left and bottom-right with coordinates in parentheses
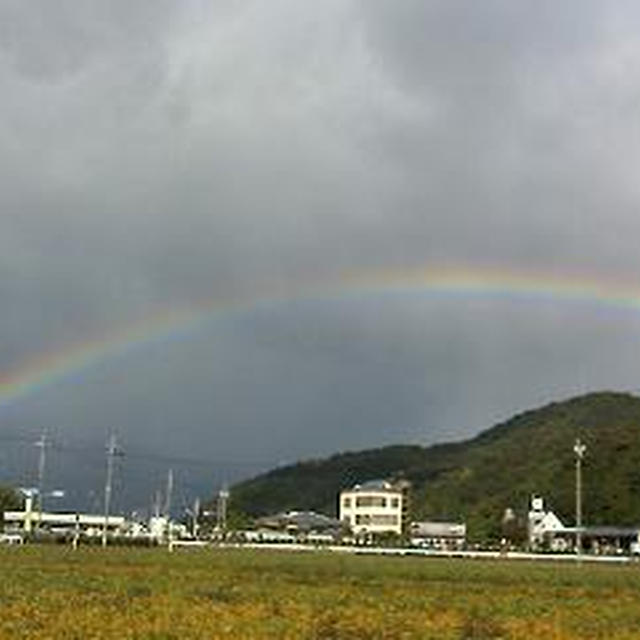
top-left (573, 438), bottom-right (587, 556)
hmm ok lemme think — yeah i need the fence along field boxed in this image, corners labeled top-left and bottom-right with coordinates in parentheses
top-left (0, 546), bottom-right (639, 639)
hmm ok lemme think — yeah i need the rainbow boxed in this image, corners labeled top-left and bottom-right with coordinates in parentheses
top-left (2, 265), bottom-right (640, 407)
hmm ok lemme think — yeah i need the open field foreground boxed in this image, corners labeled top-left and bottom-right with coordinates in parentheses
top-left (1, 547), bottom-right (639, 639)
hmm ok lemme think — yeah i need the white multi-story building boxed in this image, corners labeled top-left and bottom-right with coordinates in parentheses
top-left (339, 480), bottom-right (405, 536)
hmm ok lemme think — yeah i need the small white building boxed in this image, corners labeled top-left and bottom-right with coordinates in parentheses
top-left (256, 511), bottom-right (343, 537)
top-left (4, 509), bottom-right (126, 537)
top-left (4, 491), bottom-right (125, 538)
top-left (528, 495), bottom-right (566, 550)
top-left (148, 516), bottom-right (190, 542)
top-left (528, 495), bottom-right (640, 554)
top-left (339, 480), bottom-right (405, 536)
top-left (410, 521), bottom-right (466, 550)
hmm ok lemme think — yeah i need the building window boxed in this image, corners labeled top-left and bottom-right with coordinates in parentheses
top-left (343, 498), bottom-right (351, 509)
top-left (355, 496), bottom-right (387, 508)
top-left (355, 514), bottom-right (398, 526)
top-left (370, 515), bottom-right (398, 526)
top-left (391, 498), bottom-right (399, 508)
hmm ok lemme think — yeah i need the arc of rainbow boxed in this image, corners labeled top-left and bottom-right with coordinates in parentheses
top-left (2, 265), bottom-right (640, 407)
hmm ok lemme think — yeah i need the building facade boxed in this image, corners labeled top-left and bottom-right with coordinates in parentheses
top-left (409, 521), bottom-right (466, 550)
top-left (339, 480), bottom-right (405, 536)
top-left (527, 495), bottom-right (640, 554)
top-left (528, 495), bottom-right (565, 550)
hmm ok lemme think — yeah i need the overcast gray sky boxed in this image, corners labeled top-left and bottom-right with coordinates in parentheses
top-left (2, 1), bottom-right (640, 511)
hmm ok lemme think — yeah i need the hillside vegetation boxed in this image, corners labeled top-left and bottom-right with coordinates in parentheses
top-left (230, 392), bottom-right (640, 540)
top-left (0, 486), bottom-right (22, 521)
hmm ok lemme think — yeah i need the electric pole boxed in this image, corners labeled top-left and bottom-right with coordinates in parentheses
top-left (163, 469), bottom-right (173, 519)
top-left (574, 438), bottom-right (587, 556)
top-left (217, 486), bottom-right (229, 533)
top-left (35, 430), bottom-right (48, 532)
top-left (164, 469), bottom-right (174, 546)
top-left (102, 433), bottom-right (123, 548)
top-left (192, 497), bottom-right (201, 539)
top-left (153, 490), bottom-right (161, 519)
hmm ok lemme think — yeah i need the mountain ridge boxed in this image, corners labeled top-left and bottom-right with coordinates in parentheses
top-left (229, 391), bottom-right (640, 540)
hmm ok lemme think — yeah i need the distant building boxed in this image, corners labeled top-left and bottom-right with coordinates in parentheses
top-left (339, 479), bottom-right (407, 536)
top-left (256, 510), bottom-right (343, 538)
top-left (528, 495), bottom-right (640, 554)
top-left (4, 508), bottom-right (126, 538)
top-left (240, 529), bottom-right (297, 544)
top-left (528, 496), bottom-right (565, 550)
top-left (4, 491), bottom-right (130, 541)
top-left (410, 521), bottom-right (466, 550)
top-left (148, 516), bottom-right (189, 542)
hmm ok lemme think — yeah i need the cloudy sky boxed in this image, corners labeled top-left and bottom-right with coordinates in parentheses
top-left (2, 1), bottom-right (640, 512)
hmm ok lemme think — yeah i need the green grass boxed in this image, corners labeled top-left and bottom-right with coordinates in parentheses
top-left (0, 546), bottom-right (639, 638)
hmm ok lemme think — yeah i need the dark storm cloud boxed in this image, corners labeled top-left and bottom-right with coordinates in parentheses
top-left (3, 1), bottom-right (640, 507)
top-left (356, 0), bottom-right (640, 270)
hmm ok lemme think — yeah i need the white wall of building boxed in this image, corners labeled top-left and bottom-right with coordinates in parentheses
top-left (339, 482), bottom-right (403, 535)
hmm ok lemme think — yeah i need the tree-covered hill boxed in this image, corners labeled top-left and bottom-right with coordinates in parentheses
top-left (229, 392), bottom-right (640, 541)
top-left (0, 486), bottom-right (23, 526)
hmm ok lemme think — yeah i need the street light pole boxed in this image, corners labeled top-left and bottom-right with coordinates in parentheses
top-left (574, 438), bottom-right (587, 556)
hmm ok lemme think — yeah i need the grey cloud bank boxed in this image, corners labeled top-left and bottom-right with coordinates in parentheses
top-left (2, 1), bottom-right (640, 509)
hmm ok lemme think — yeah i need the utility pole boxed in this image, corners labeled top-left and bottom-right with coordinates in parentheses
top-left (163, 469), bottom-right (173, 519)
top-left (164, 469), bottom-right (173, 546)
top-left (217, 486), bottom-right (229, 533)
top-left (72, 512), bottom-right (80, 550)
top-left (102, 434), bottom-right (123, 548)
top-left (35, 430), bottom-right (48, 532)
top-left (153, 490), bottom-right (161, 519)
top-left (192, 497), bottom-right (201, 539)
top-left (574, 438), bottom-right (587, 556)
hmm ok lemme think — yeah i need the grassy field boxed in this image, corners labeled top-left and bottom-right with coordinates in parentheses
top-left (0, 546), bottom-right (639, 639)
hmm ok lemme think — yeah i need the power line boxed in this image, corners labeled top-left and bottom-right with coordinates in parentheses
top-left (0, 432), bottom-right (270, 469)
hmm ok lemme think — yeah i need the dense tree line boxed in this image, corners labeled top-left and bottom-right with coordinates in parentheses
top-left (0, 486), bottom-right (22, 528)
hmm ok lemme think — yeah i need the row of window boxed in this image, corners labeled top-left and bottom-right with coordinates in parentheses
top-left (343, 496), bottom-right (400, 509)
top-left (355, 514), bottom-right (399, 525)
